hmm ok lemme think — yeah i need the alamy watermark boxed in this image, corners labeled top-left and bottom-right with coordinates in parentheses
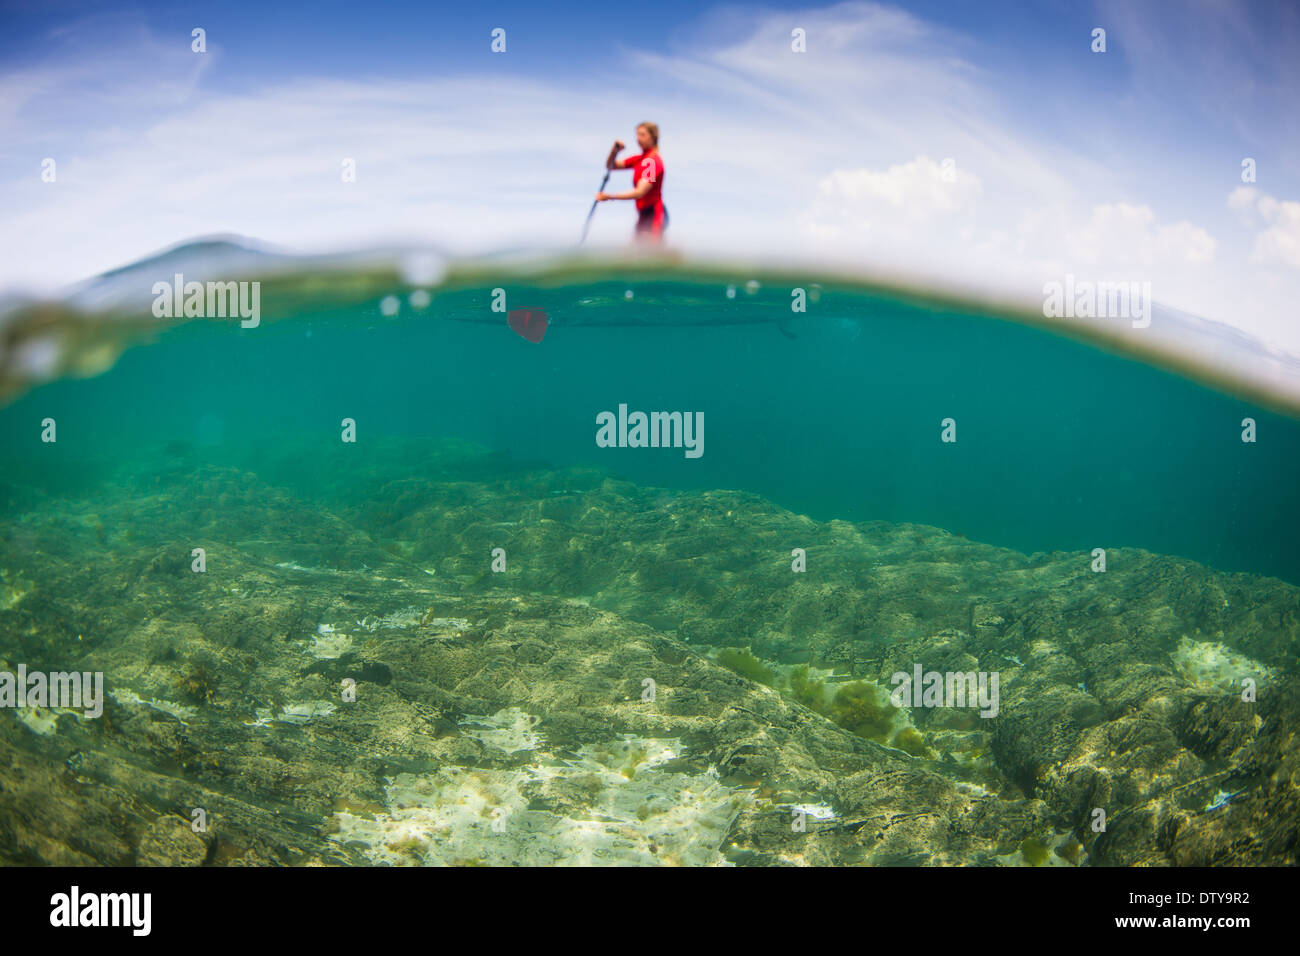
top-left (1042, 274), bottom-right (1151, 329)
top-left (596, 404), bottom-right (703, 458)
top-left (0, 663), bottom-right (103, 718)
top-left (152, 273), bottom-right (261, 328)
top-left (890, 665), bottom-right (999, 718)
top-left (50, 886), bottom-right (150, 936)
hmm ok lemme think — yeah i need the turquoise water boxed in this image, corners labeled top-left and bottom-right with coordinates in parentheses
top-left (0, 250), bottom-right (1297, 866)
top-left (5, 274), bottom-right (1299, 583)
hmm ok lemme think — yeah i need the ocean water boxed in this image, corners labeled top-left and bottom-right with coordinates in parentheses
top-left (0, 242), bottom-right (1296, 866)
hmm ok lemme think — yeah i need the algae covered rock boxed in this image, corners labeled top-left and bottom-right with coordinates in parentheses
top-left (0, 440), bottom-right (1295, 866)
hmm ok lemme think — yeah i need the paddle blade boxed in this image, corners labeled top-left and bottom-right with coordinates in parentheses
top-left (507, 308), bottom-right (549, 343)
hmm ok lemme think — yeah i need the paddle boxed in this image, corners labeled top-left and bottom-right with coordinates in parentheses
top-left (580, 167), bottom-right (612, 244)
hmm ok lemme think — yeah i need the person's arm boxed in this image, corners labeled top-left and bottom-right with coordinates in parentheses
top-left (597, 156), bottom-right (656, 201)
top-left (597, 180), bottom-right (653, 202)
top-left (605, 139), bottom-right (628, 169)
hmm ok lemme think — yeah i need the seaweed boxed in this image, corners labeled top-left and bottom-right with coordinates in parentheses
top-left (716, 647), bottom-right (777, 686)
top-left (175, 661), bottom-right (219, 705)
top-left (828, 681), bottom-right (895, 741)
top-left (891, 727), bottom-right (934, 758)
top-left (1019, 835), bottom-right (1051, 867)
top-left (787, 664), bottom-right (828, 712)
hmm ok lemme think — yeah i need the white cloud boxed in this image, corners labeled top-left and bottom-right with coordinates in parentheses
top-left (1255, 204), bottom-right (1300, 269)
top-left (1228, 185), bottom-right (1259, 216)
top-left (810, 156), bottom-right (981, 229)
top-left (1226, 187), bottom-right (1300, 269)
top-left (0, 1), bottom-right (1297, 354)
top-left (1061, 203), bottom-right (1215, 269)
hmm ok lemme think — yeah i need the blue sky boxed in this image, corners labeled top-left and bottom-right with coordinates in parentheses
top-left (2, 0), bottom-right (1298, 350)
top-left (0, 1), bottom-right (1109, 75)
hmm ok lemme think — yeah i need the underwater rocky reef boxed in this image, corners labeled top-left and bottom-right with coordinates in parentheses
top-left (0, 438), bottom-right (1296, 866)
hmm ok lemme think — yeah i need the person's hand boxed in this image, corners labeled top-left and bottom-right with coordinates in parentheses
top-left (595, 191), bottom-right (611, 201)
top-left (613, 140), bottom-right (625, 151)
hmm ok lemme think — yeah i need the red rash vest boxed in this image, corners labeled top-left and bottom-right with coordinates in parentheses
top-left (626, 152), bottom-right (665, 213)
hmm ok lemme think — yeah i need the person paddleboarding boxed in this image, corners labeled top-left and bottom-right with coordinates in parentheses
top-left (595, 122), bottom-right (667, 242)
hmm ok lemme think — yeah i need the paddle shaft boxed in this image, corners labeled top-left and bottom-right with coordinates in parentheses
top-left (580, 168), bottom-right (613, 244)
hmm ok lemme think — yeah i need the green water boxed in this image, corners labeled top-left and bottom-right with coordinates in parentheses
top-left (5, 273), bottom-right (1299, 583)
top-left (0, 252), bottom-right (1297, 866)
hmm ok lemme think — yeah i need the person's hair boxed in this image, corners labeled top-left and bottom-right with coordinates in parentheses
top-left (637, 122), bottom-right (659, 145)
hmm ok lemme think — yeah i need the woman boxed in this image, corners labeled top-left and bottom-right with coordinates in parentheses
top-left (596, 122), bottom-right (667, 242)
